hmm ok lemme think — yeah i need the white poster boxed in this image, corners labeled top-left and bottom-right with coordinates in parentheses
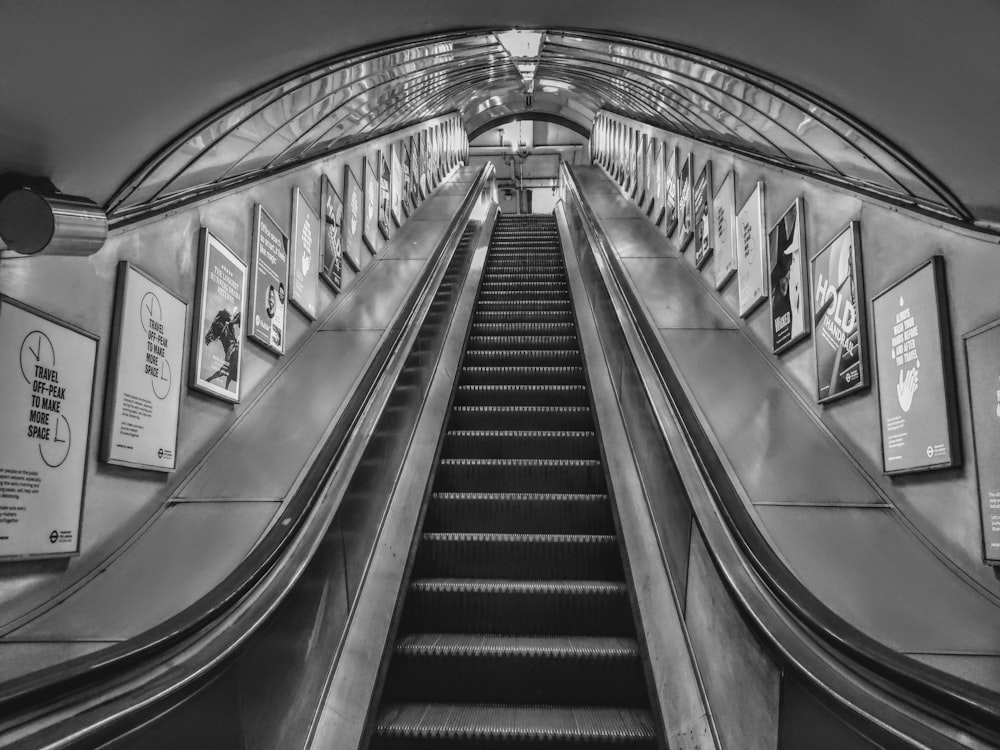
top-left (736, 181), bottom-right (768, 317)
top-left (713, 171), bottom-right (738, 289)
top-left (104, 264), bottom-right (187, 471)
top-left (290, 188), bottom-right (320, 320)
top-left (0, 296), bottom-right (97, 558)
top-left (390, 142), bottom-right (403, 226)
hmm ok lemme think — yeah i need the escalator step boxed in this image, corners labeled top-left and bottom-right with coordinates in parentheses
top-left (414, 532), bottom-right (623, 579)
top-left (473, 309), bottom-right (573, 323)
top-left (448, 405), bottom-right (593, 431)
top-left (434, 457), bottom-right (605, 494)
top-left (441, 430), bottom-right (597, 459)
top-left (372, 703), bottom-right (656, 749)
top-left (425, 492), bottom-right (612, 534)
top-left (458, 366), bottom-right (585, 386)
top-left (402, 579), bottom-right (634, 635)
top-left (462, 349), bottom-right (580, 366)
top-left (454, 384), bottom-right (588, 407)
top-left (471, 322), bottom-right (576, 335)
top-left (382, 635), bottom-right (646, 705)
top-left (467, 335), bottom-right (577, 350)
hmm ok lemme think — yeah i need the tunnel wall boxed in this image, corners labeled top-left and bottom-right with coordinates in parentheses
top-left (0, 115), bottom-right (460, 635)
top-left (589, 113), bottom-right (1000, 601)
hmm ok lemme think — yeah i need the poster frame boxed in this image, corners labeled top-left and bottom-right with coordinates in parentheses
top-left (248, 204), bottom-right (289, 354)
top-left (0, 294), bottom-right (97, 560)
top-left (377, 149), bottom-right (391, 240)
top-left (319, 172), bottom-right (346, 290)
top-left (289, 188), bottom-right (319, 320)
top-left (713, 170), bottom-right (738, 290)
top-left (663, 145), bottom-right (679, 237)
top-left (809, 220), bottom-right (869, 405)
top-left (871, 255), bottom-right (961, 475)
top-left (390, 142), bottom-right (402, 227)
top-left (362, 156), bottom-right (379, 255)
top-left (692, 161), bottom-right (714, 269)
top-left (102, 261), bottom-right (188, 471)
top-left (342, 163), bottom-right (365, 270)
top-left (768, 197), bottom-right (810, 355)
top-left (677, 152), bottom-right (694, 251)
top-left (736, 180), bottom-right (768, 318)
top-left (190, 228), bottom-right (247, 404)
top-left (964, 315), bottom-right (1000, 564)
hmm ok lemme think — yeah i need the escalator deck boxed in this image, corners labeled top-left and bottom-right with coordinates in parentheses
top-left (371, 214), bottom-right (659, 749)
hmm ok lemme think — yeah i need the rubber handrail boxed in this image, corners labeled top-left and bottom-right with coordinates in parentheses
top-left (560, 163), bottom-right (1000, 742)
top-left (0, 164), bottom-right (493, 722)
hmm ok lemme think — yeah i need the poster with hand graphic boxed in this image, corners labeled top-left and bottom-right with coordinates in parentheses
top-left (290, 188), bottom-right (320, 320)
top-left (873, 256), bottom-right (960, 474)
top-left (104, 263), bottom-right (187, 471)
top-left (964, 318), bottom-right (1000, 563)
top-left (810, 221), bottom-right (868, 403)
top-left (0, 296), bottom-right (97, 558)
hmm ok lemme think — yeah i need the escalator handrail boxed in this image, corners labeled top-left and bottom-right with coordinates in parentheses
top-left (560, 162), bottom-right (1000, 742)
top-left (0, 164), bottom-right (494, 726)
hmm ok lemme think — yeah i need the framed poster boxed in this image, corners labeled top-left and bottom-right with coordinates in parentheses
top-left (0, 295), bottom-right (97, 558)
top-left (103, 262), bottom-right (187, 471)
top-left (636, 134), bottom-right (648, 210)
top-left (872, 256), bottom-right (960, 474)
top-left (677, 153), bottom-right (694, 250)
top-left (362, 157), bottom-right (379, 255)
top-left (401, 141), bottom-right (412, 217)
top-left (768, 198), bottom-right (810, 354)
top-left (736, 181), bottom-right (768, 317)
top-left (692, 161), bottom-right (714, 269)
top-left (378, 150), bottom-right (392, 240)
top-left (390, 142), bottom-right (402, 226)
top-left (409, 135), bottom-right (421, 207)
top-left (343, 164), bottom-right (364, 271)
top-left (191, 229), bottom-right (247, 403)
top-left (319, 173), bottom-right (345, 290)
top-left (965, 317), bottom-right (1000, 563)
top-left (713, 171), bottom-right (738, 290)
top-left (648, 138), bottom-right (662, 221)
top-left (248, 205), bottom-right (288, 354)
top-left (418, 130), bottom-right (429, 199)
top-left (663, 146), bottom-right (679, 237)
top-left (289, 188), bottom-right (320, 320)
top-left (810, 221), bottom-right (869, 404)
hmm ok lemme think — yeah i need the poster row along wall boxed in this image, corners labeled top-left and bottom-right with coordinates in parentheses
top-left (590, 112), bottom-right (1000, 564)
top-left (0, 116), bottom-right (468, 561)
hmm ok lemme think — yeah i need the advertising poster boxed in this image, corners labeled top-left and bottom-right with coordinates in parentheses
top-left (320, 173), bottom-right (345, 290)
top-left (390, 142), bottom-right (402, 226)
top-left (965, 318), bottom-right (1000, 563)
top-left (692, 161), bottom-right (714, 269)
top-left (810, 221), bottom-right (869, 403)
top-left (343, 164), bottom-right (365, 270)
top-left (663, 146), bottom-right (679, 237)
top-left (363, 157), bottom-right (379, 255)
top-left (872, 257), bottom-right (960, 474)
top-left (0, 296), bottom-right (97, 558)
top-left (636, 134), bottom-right (648, 210)
top-left (103, 263), bottom-right (187, 471)
top-left (249, 205), bottom-right (288, 354)
top-left (677, 153), bottom-right (694, 251)
top-left (400, 141), bottom-right (412, 218)
top-left (713, 171), bottom-right (738, 290)
top-left (290, 188), bottom-right (320, 320)
top-left (648, 138), bottom-right (662, 221)
top-left (378, 150), bottom-right (392, 240)
top-left (409, 135), bottom-right (421, 207)
top-left (191, 229), bottom-right (247, 403)
top-left (768, 198), bottom-right (810, 354)
top-left (418, 130), bottom-right (429, 199)
top-left (736, 181), bottom-right (768, 317)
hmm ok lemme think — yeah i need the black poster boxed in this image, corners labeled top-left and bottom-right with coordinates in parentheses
top-left (965, 318), bottom-right (1000, 563)
top-left (810, 221), bottom-right (869, 403)
top-left (768, 198), bottom-right (809, 354)
top-left (692, 161), bottom-right (714, 268)
top-left (872, 256), bottom-right (960, 474)
top-left (320, 174), bottom-right (345, 287)
top-left (677, 153), bottom-right (694, 251)
top-left (378, 149), bottom-right (391, 239)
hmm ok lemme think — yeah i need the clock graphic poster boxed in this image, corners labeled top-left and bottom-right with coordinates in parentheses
top-left (0, 295), bottom-right (98, 558)
top-left (103, 263), bottom-right (188, 472)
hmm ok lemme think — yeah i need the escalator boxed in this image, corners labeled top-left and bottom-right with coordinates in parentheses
top-left (369, 214), bottom-right (660, 749)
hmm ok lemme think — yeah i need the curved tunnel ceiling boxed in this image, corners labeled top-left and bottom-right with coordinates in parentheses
top-left (106, 28), bottom-right (969, 224)
top-left (1, 2), bottom-right (996, 228)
